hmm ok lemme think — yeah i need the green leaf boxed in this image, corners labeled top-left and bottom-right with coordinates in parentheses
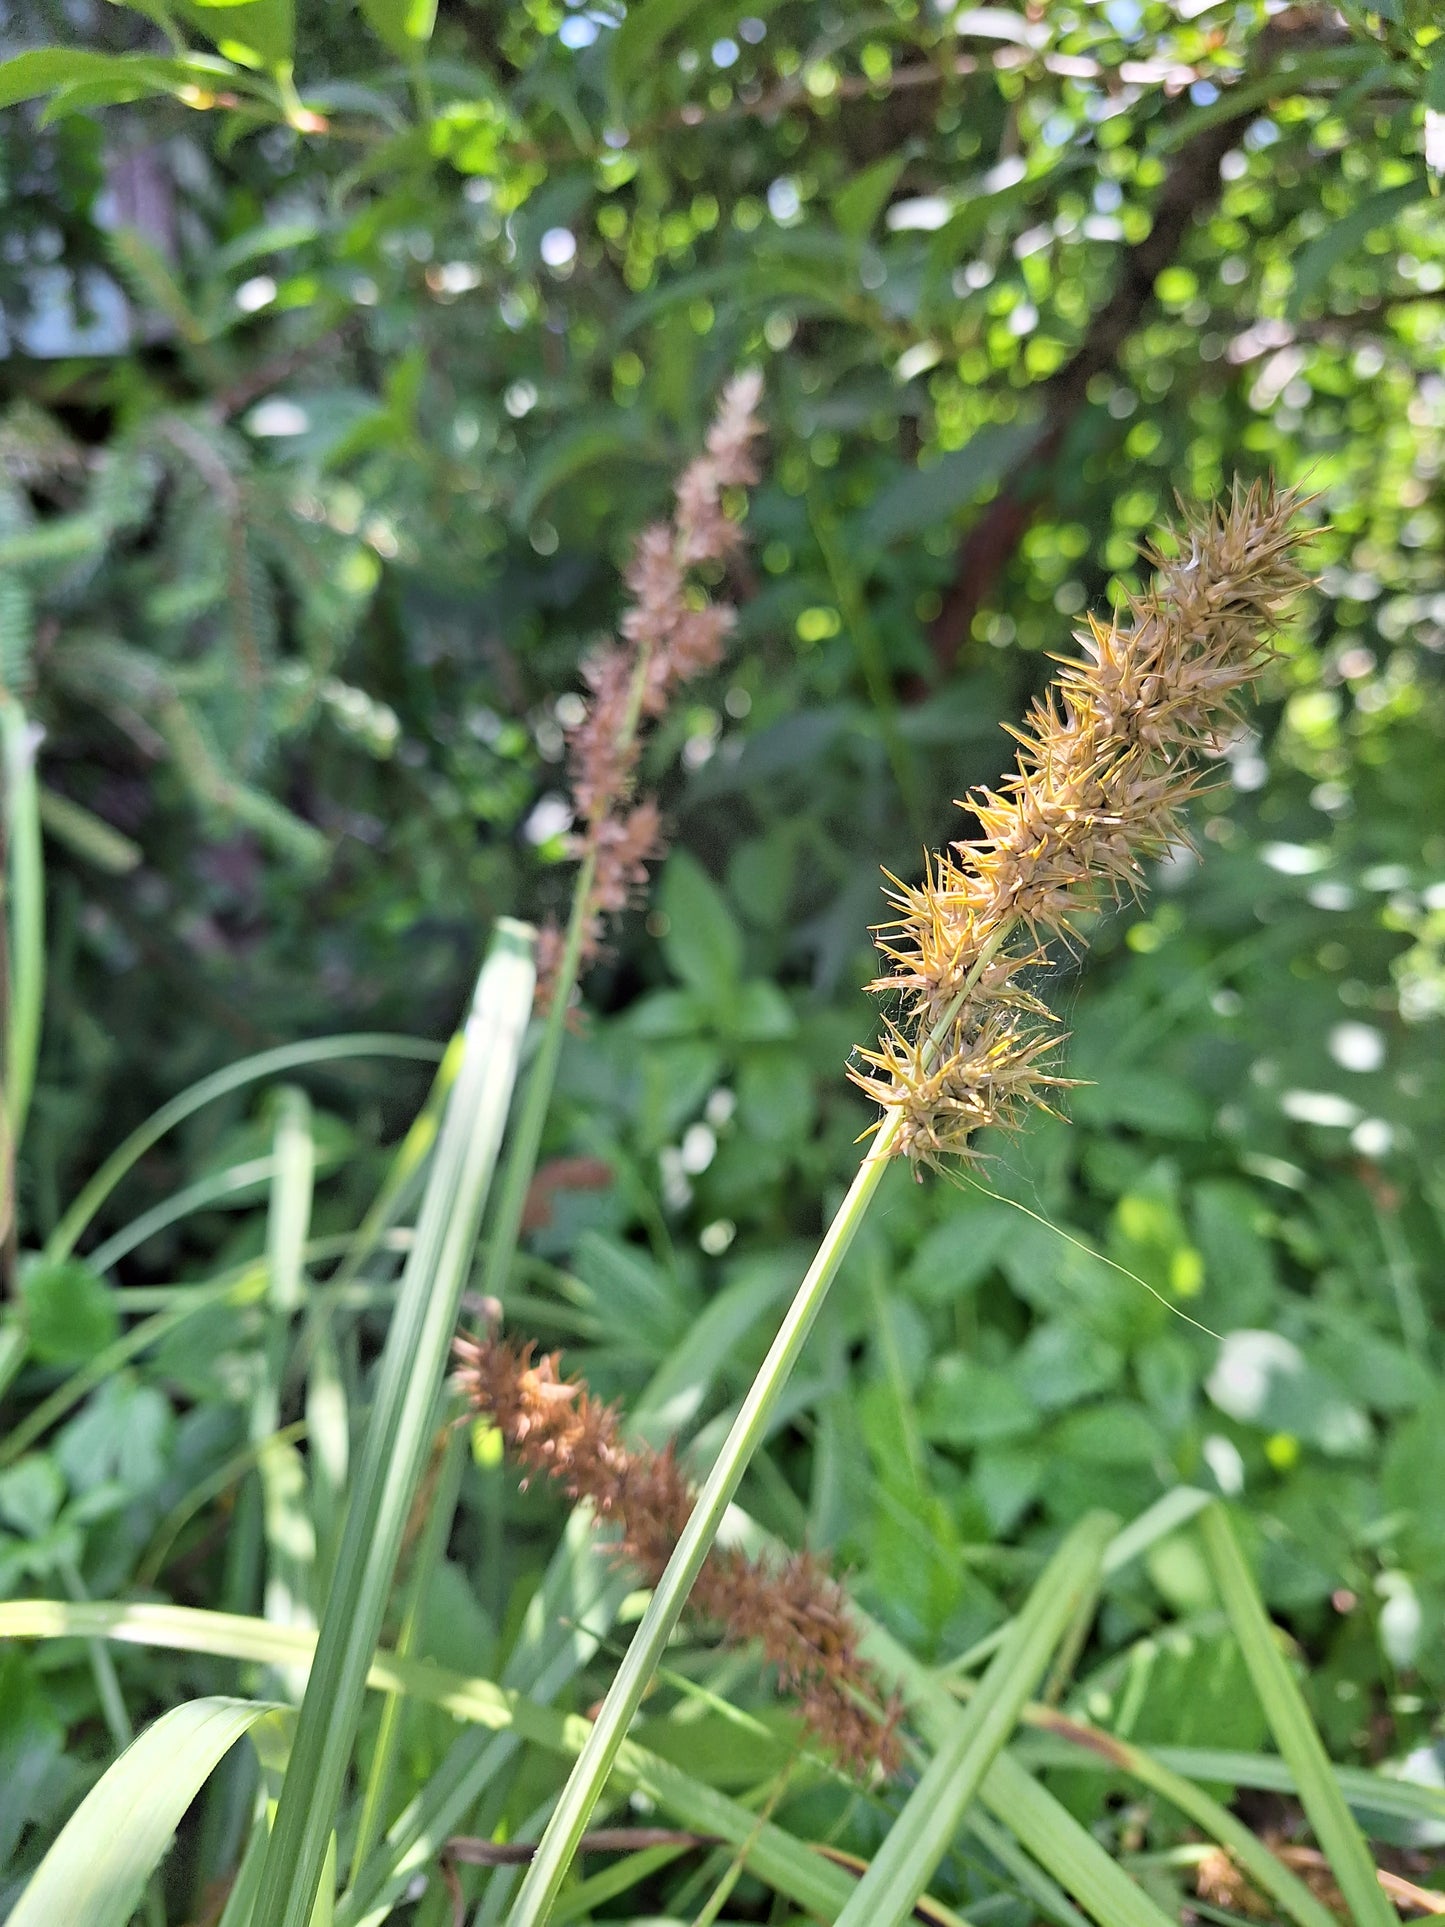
top-left (658, 851), bottom-right (744, 1001)
top-left (1201, 1503), bottom-right (1397, 1927)
top-left (863, 419), bottom-right (1040, 545)
top-left (2, 698), bottom-right (43, 1154)
top-left (511, 416), bottom-right (659, 528)
top-left (177, 0), bottom-right (294, 69)
top-left (0, 1598), bottom-right (856, 1925)
top-left (1288, 180), bottom-right (1430, 318)
top-left (921, 1354), bottom-right (1036, 1446)
top-left (831, 154), bottom-right (908, 240)
top-left (43, 1033), bottom-right (442, 1266)
top-left (0, 1456), bottom-right (65, 1537)
top-left (1205, 1330), bottom-right (1371, 1455)
top-left (836, 1511), bottom-right (1114, 1927)
top-left (20, 1259), bottom-right (118, 1366)
top-left (358, 0), bottom-right (438, 58)
top-left (0, 49), bottom-right (205, 110)
top-left (7, 1698), bottom-right (281, 1927)
top-left (0, 1651), bottom-right (63, 1868)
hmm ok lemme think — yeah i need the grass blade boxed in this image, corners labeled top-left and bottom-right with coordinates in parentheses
top-left (7, 1697), bottom-right (280, 1927)
top-left (861, 1618), bottom-right (1178, 1927)
top-left (251, 920), bottom-right (535, 1927)
top-left (1, 1597), bottom-right (856, 1923)
top-left (1, 695), bottom-right (43, 1158)
top-left (506, 1118), bottom-right (901, 1924)
top-left (1200, 1502), bottom-right (1396, 1927)
top-left (42, 1033), bottom-right (441, 1265)
top-left (836, 1511), bottom-right (1114, 1927)
top-left (477, 848), bottom-right (595, 1306)
top-left (983, 1752), bottom-right (1177, 1927)
top-left (348, 1415), bottom-right (466, 1881)
top-left (1019, 1738), bottom-right (1445, 1835)
top-left (1027, 1711), bottom-right (1339, 1927)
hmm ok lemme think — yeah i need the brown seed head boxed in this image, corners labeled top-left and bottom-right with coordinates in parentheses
top-left (538, 375), bottom-right (765, 1012)
top-left (455, 1330), bottom-right (902, 1775)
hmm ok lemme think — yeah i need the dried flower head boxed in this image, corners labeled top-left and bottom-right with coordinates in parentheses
top-left (537, 374), bottom-right (765, 1007)
top-left (852, 481), bottom-right (1313, 1170)
top-left (454, 1331), bottom-right (903, 1776)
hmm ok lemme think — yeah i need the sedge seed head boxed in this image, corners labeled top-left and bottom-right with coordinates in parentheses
top-left (853, 480), bottom-right (1315, 1169)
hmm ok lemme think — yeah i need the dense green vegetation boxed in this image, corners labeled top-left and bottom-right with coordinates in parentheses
top-left (2, 1), bottom-right (1445, 1922)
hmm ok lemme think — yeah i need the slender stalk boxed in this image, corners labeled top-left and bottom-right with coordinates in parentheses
top-left (349, 1416), bottom-right (466, 1882)
top-left (1, 698), bottom-right (43, 1157)
top-left (480, 627), bottom-right (658, 1307)
top-left (478, 849), bottom-right (597, 1306)
top-left (505, 927), bottom-right (1010, 1923)
top-left (505, 1112), bottom-right (899, 1925)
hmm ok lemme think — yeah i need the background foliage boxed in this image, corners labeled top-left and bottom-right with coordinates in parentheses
top-left (3, 0), bottom-right (1445, 1921)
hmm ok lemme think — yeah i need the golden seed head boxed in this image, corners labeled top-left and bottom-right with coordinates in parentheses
top-left (859, 480), bottom-right (1315, 1167)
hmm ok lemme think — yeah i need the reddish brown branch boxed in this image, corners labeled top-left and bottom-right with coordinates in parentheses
top-left (927, 9), bottom-right (1351, 671)
top-left (928, 107), bottom-right (1249, 668)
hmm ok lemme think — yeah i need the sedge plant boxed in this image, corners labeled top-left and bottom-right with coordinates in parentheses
top-left (9, 418), bottom-right (1396, 1927)
top-left (502, 480), bottom-right (1316, 1922)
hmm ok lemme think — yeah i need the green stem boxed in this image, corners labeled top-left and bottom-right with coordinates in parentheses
top-left (2, 698), bottom-right (44, 1168)
top-left (507, 917), bottom-right (1017, 1920)
top-left (349, 1416), bottom-right (466, 1883)
top-left (504, 1112), bottom-right (900, 1925)
top-left (478, 850), bottom-right (597, 1307)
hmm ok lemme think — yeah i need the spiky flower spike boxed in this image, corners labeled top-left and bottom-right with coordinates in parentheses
top-left (455, 1332), bottom-right (903, 1775)
top-left (851, 481), bottom-right (1312, 1170)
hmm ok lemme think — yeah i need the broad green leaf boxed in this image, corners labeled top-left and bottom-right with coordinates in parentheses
top-left (0, 49), bottom-right (203, 110)
top-left (831, 154), bottom-right (908, 240)
top-left (1205, 1330), bottom-right (1371, 1455)
top-left (658, 850), bottom-right (745, 1001)
top-left (358, 0), bottom-right (438, 58)
top-left (178, 0), bottom-right (294, 69)
top-left (8, 1697), bottom-right (281, 1927)
top-left (20, 1258), bottom-right (118, 1365)
top-left (863, 419), bottom-right (1041, 545)
top-left (511, 416), bottom-right (659, 528)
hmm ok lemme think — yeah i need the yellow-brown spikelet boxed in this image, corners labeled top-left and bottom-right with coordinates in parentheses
top-left (453, 1331), bottom-right (903, 1777)
top-left (852, 481), bottom-right (1313, 1170)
